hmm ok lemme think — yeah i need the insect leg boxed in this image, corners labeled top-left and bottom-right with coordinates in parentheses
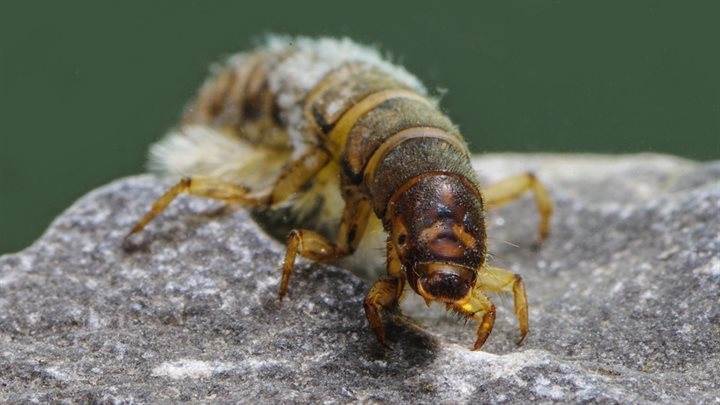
top-left (385, 240), bottom-right (404, 279)
top-left (128, 148), bottom-right (329, 241)
top-left (279, 194), bottom-right (372, 299)
top-left (482, 172), bottom-right (553, 239)
top-left (362, 240), bottom-right (406, 349)
top-left (364, 276), bottom-right (404, 349)
top-left (451, 289), bottom-right (496, 350)
top-left (476, 265), bottom-right (529, 345)
top-left (126, 177), bottom-right (265, 238)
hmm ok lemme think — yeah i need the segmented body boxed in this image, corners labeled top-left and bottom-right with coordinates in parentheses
top-left (142, 37), bottom-right (551, 350)
top-left (156, 38), bottom-right (482, 273)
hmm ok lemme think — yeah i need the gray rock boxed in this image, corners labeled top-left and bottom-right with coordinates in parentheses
top-left (1, 154), bottom-right (718, 404)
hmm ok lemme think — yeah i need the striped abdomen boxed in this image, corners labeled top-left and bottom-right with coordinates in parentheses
top-left (182, 43), bottom-right (482, 221)
top-left (183, 51), bottom-right (289, 149)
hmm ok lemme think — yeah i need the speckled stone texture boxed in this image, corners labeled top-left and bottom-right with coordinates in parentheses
top-left (1, 154), bottom-right (718, 404)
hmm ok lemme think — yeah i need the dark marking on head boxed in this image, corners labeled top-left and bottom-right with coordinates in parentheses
top-left (388, 174), bottom-right (487, 288)
top-left (436, 204), bottom-right (453, 218)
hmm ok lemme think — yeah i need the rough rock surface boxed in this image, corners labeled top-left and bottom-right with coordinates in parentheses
top-left (1, 154), bottom-right (719, 404)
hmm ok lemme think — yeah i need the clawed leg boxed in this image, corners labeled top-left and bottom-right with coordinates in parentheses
top-left (452, 289), bottom-right (497, 350)
top-left (482, 172), bottom-right (553, 239)
top-left (127, 146), bottom-right (330, 240)
top-left (476, 265), bottom-right (529, 345)
top-left (279, 192), bottom-right (371, 299)
top-left (126, 176), bottom-right (265, 239)
top-left (363, 239), bottom-right (406, 349)
top-left (280, 229), bottom-right (348, 299)
top-left (363, 277), bottom-right (404, 349)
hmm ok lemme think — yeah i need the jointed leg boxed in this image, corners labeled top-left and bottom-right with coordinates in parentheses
top-left (384, 240), bottom-right (404, 279)
top-left (127, 147), bottom-right (330, 239)
top-left (482, 172), bottom-right (553, 239)
top-left (279, 229), bottom-right (345, 299)
top-left (451, 289), bottom-right (497, 350)
top-left (364, 276), bottom-right (404, 349)
top-left (279, 193), bottom-right (371, 299)
top-left (363, 239), bottom-right (406, 348)
top-left (126, 177), bottom-right (264, 238)
top-left (476, 265), bottom-right (529, 344)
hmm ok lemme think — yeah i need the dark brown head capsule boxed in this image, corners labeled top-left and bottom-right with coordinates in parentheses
top-left (387, 173), bottom-right (486, 304)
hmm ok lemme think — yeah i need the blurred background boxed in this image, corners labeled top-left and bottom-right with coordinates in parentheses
top-left (1, 1), bottom-right (718, 254)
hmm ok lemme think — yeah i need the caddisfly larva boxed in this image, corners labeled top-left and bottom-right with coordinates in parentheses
top-left (126, 36), bottom-right (553, 350)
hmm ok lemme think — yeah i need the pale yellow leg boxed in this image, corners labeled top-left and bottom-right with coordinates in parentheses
top-left (451, 289), bottom-right (497, 350)
top-left (477, 265), bottom-right (529, 344)
top-left (126, 177), bottom-right (263, 238)
top-left (482, 172), bottom-right (553, 239)
top-left (127, 147), bottom-right (330, 239)
top-left (279, 194), bottom-right (371, 299)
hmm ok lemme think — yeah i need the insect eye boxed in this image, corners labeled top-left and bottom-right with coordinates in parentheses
top-left (398, 234), bottom-right (407, 245)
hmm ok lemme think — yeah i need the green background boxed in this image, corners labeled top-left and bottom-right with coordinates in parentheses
top-left (1, 1), bottom-right (718, 254)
